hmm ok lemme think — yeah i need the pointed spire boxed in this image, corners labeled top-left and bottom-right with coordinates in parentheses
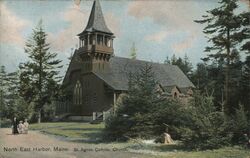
top-left (80, 0), bottom-right (112, 35)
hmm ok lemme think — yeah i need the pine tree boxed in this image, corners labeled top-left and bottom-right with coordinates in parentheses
top-left (239, 11), bottom-right (250, 109)
top-left (5, 71), bottom-right (21, 118)
top-left (164, 56), bottom-right (171, 64)
top-left (0, 67), bottom-right (32, 120)
top-left (19, 20), bottom-right (62, 123)
top-left (240, 56), bottom-right (250, 110)
top-left (239, 11), bottom-right (250, 55)
top-left (166, 54), bottom-right (193, 77)
top-left (178, 92), bottom-right (233, 150)
top-left (105, 64), bottom-right (159, 139)
top-left (191, 63), bottom-right (209, 90)
top-left (195, 0), bottom-right (245, 114)
top-left (129, 42), bottom-right (137, 59)
top-left (0, 66), bottom-right (7, 119)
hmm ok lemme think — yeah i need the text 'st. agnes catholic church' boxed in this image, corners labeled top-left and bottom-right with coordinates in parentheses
top-left (59, 0), bottom-right (194, 121)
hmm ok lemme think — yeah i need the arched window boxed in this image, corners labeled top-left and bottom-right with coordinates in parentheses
top-left (73, 80), bottom-right (82, 105)
top-left (174, 92), bottom-right (178, 99)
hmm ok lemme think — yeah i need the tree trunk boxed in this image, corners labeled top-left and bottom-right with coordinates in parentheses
top-left (38, 109), bottom-right (41, 124)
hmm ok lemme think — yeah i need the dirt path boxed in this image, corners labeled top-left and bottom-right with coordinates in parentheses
top-left (0, 128), bottom-right (155, 158)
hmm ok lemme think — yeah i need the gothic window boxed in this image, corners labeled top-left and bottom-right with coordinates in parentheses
top-left (174, 92), bottom-right (178, 99)
top-left (73, 80), bottom-right (82, 105)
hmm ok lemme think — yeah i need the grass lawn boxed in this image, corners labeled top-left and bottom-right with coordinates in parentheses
top-left (30, 122), bottom-right (104, 141)
top-left (30, 122), bottom-right (250, 158)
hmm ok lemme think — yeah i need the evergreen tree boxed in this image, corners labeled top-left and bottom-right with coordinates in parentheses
top-left (239, 11), bottom-right (250, 55)
top-left (171, 54), bottom-right (177, 64)
top-left (228, 49), bottom-right (242, 108)
top-left (19, 20), bottom-right (62, 123)
top-left (195, 0), bottom-right (245, 114)
top-left (177, 92), bottom-right (233, 150)
top-left (0, 66), bottom-right (7, 119)
top-left (0, 67), bottom-right (32, 120)
top-left (181, 54), bottom-right (193, 76)
top-left (165, 54), bottom-right (193, 77)
top-left (105, 64), bottom-right (159, 140)
top-left (164, 56), bottom-right (171, 64)
top-left (240, 56), bottom-right (250, 110)
top-left (238, 11), bottom-right (250, 109)
top-left (191, 63), bottom-right (209, 90)
top-left (5, 71), bottom-right (21, 118)
top-left (129, 42), bottom-right (137, 59)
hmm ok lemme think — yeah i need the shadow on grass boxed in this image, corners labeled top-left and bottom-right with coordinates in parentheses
top-left (149, 144), bottom-right (188, 152)
top-left (60, 128), bottom-right (102, 131)
top-left (41, 130), bottom-right (107, 144)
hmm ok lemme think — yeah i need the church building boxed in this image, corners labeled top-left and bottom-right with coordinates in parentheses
top-left (58, 0), bottom-right (194, 121)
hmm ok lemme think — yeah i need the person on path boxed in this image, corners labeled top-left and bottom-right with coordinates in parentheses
top-left (23, 119), bottom-right (29, 134)
top-left (12, 117), bottom-right (18, 135)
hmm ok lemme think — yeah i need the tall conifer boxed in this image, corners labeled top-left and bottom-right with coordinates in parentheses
top-left (19, 20), bottom-right (62, 123)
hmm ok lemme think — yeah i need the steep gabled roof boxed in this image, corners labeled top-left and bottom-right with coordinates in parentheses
top-left (93, 57), bottom-right (195, 91)
top-left (78, 0), bottom-right (112, 36)
top-left (62, 50), bottom-right (82, 85)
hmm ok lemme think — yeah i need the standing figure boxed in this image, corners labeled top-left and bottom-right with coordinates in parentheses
top-left (163, 125), bottom-right (174, 144)
top-left (18, 121), bottom-right (24, 134)
top-left (12, 117), bottom-right (18, 135)
top-left (23, 119), bottom-right (29, 134)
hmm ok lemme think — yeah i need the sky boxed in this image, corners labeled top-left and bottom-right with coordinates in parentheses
top-left (0, 0), bottom-right (249, 73)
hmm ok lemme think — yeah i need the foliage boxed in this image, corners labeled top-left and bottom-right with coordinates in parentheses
top-left (190, 63), bottom-right (209, 90)
top-left (152, 99), bottom-right (188, 139)
top-left (19, 20), bottom-right (62, 123)
top-left (42, 102), bottom-right (56, 121)
top-left (230, 105), bottom-right (250, 144)
top-left (165, 54), bottom-right (193, 77)
top-left (177, 92), bottom-right (233, 150)
top-left (0, 66), bottom-right (33, 120)
top-left (129, 42), bottom-right (137, 59)
top-left (105, 64), bottom-right (160, 140)
top-left (0, 118), bottom-right (12, 128)
top-left (195, 0), bottom-right (247, 114)
top-left (239, 11), bottom-right (250, 54)
top-left (0, 66), bottom-right (7, 119)
top-left (239, 56), bottom-right (250, 111)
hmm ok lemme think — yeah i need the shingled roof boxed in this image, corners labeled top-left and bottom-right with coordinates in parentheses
top-left (78, 0), bottom-right (113, 35)
top-left (93, 57), bottom-right (195, 91)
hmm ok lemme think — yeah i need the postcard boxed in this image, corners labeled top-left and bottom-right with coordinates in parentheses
top-left (0, 0), bottom-right (250, 158)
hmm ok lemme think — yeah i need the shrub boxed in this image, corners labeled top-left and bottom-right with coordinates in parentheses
top-left (231, 105), bottom-right (250, 145)
top-left (0, 118), bottom-right (12, 128)
top-left (177, 93), bottom-right (233, 150)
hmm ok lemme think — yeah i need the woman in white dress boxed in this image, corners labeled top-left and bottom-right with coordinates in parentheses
top-left (23, 119), bottom-right (29, 134)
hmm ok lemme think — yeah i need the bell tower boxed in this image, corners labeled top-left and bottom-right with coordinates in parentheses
top-left (77, 0), bottom-right (114, 72)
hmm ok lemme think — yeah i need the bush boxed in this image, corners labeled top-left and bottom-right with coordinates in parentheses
top-left (176, 93), bottom-right (233, 150)
top-left (42, 102), bottom-right (56, 121)
top-left (230, 105), bottom-right (250, 145)
top-left (152, 99), bottom-right (188, 139)
top-left (0, 118), bottom-right (12, 128)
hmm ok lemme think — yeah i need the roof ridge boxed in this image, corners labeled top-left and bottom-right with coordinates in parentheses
top-left (112, 56), bottom-right (175, 67)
